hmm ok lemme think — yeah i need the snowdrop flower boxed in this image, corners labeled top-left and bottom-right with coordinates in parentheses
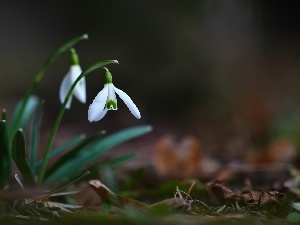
top-left (88, 67), bottom-right (141, 122)
top-left (59, 48), bottom-right (86, 109)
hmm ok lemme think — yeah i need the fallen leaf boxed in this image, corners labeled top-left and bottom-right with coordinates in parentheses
top-left (240, 190), bottom-right (284, 207)
top-left (89, 180), bottom-right (149, 209)
top-left (153, 135), bottom-right (201, 179)
top-left (206, 180), bottom-right (284, 207)
top-left (89, 180), bottom-right (187, 211)
top-left (206, 180), bottom-right (240, 204)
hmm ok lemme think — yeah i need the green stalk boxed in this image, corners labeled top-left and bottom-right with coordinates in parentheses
top-left (8, 34), bottom-right (88, 141)
top-left (29, 100), bottom-right (44, 172)
top-left (38, 60), bottom-right (118, 185)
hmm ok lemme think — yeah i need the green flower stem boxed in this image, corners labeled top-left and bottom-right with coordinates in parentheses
top-left (29, 100), bottom-right (44, 172)
top-left (8, 34), bottom-right (88, 141)
top-left (104, 67), bottom-right (113, 83)
top-left (38, 59), bottom-right (118, 185)
top-left (2, 109), bottom-right (7, 120)
top-left (70, 48), bottom-right (80, 65)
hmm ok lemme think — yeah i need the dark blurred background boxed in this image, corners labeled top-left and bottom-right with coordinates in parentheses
top-left (1, 0), bottom-right (300, 158)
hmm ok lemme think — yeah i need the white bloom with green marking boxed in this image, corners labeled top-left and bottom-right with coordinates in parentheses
top-left (59, 49), bottom-right (86, 109)
top-left (88, 68), bottom-right (141, 122)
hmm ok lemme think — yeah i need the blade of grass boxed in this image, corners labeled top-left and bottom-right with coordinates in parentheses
top-left (87, 154), bottom-right (138, 183)
top-left (29, 100), bottom-right (44, 172)
top-left (0, 120), bottom-right (10, 188)
top-left (107, 154), bottom-right (138, 166)
top-left (44, 131), bottom-right (105, 178)
top-left (12, 129), bottom-right (35, 186)
top-left (30, 171), bottom-right (90, 202)
top-left (8, 96), bottom-right (39, 140)
top-left (98, 154), bottom-right (138, 192)
top-left (121, 167), bottom-right (144, 192)
top-left (88, 154), bottom-right (138, 176)
top-left (35, 134), bottom-right (87, 170)
top-left (43, 171), bottom-right (90, 199)
top-left (44, 125), bottom-right (152, 184)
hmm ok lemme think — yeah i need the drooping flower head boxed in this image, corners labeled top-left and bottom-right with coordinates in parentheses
top-left (59, 48), bottom-right (86, 109)
top-left (88, 67), bottom-right (141, 122)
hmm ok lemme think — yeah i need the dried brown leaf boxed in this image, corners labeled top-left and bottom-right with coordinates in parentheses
top-left (89, 180), bottom-right (188, 211)
top-left (206, 180), bottom-right (284, 207)
top-left (206, 180), bottom-right (240, 204)
top-left (153, 135), bottom-right (201, 179)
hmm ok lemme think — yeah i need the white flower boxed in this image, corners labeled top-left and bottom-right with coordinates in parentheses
top-left (88, 83), bottom-right (141, 122)
top-left (59, 65), bottom-right (86, 109)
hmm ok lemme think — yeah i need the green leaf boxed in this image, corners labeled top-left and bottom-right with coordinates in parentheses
top-left (88, 153), bottom-right (137, 178)
top-left (121, 167), bottom-right (144, 192)
top-left (44, 125), bottom-right (152, 184)
top-left (0, 120), bottom-right (10, 189)
top-left (11, 129), bottom-right (35, 186)
top-left (45, 131), bottom-right (105, 178)
top-left (101, 165), bottom-right (118, 192)
top-left (287, 212), bottom-right (300, 223)
top-left (102, 154), bottom-right (138, 192)
top-left (8, 96), bottom-right (39, 141)
top-left (29, 100), bottom-right (44, 173)
top-left (107, 154), bottom-right (138, 166)
top-left (35, 134), bottom-right (86, 169)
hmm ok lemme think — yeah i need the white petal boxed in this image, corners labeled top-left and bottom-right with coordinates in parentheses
top-left (107, 83), bottom-right (117, 110)
top-left (88, 84), bottom-right (109, 122)
top-left (107, 84), bottom-right (117, 101)
top-left (69, 65), bottom-right (86, 103)
top-left (113, 86), bottom-right (141, 119)
top-left (94, 108), bottom-right (108, 121)
top-left (59, 73), bottom-right (73, 109)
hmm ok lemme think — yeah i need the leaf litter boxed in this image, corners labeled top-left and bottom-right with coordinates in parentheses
top-left (2, 134), bottom-right (300, 224)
